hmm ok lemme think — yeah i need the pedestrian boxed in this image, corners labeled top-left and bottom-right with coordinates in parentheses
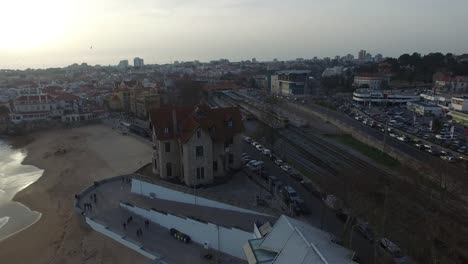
top-left (89, 204), bottom-right (92, 210)
top-left (123, 223), bottom-right (126, 230)
top-left (136, 230), bottom-right (140, 237)
top-left (145, 220), bottom-right (149, 228)
top-left (129, 216), bottom-right (133, 222)
top-left (94, 193), bottom-right (97, 199)
top-left (140, 228), bottom-right (143, 237)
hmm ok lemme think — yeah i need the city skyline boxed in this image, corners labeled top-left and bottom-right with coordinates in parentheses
top-left (1, 0), bottom-right (468, 69)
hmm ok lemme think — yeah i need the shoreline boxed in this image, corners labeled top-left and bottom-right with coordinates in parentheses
top-left (0, 124), bottom-right (153, 263)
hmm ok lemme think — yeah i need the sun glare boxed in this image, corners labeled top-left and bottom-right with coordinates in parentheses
top-left (0, 0), bottom-right (70, 51)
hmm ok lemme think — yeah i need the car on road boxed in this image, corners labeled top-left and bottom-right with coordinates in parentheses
top-left (251, 141), bottom-right (259, 147)
top-left (256, 145), bottom-right (265, 152)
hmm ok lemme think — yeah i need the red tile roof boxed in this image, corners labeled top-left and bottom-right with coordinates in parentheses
top-left (55, 92), bottom-right (80, 101)
top-left (355, 73), bottom-right (384, 78)
top-left (150, 104), bottom-right (243, 143)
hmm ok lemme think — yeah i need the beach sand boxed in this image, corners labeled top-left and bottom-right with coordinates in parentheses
top-left (0, 124), bottom-right (153, 264)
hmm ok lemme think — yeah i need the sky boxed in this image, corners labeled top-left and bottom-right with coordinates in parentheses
top-left (0, 0), bottom-right (467, 69)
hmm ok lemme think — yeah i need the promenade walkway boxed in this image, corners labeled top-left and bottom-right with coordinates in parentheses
top-left (77, 177), bottom-right (272, 263)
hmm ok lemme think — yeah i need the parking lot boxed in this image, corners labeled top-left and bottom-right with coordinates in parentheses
top-left (340, 103), bottom-right (468, 164)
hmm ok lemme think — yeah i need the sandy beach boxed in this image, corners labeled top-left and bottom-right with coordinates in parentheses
top-left (0, 124), bottom-right (153, 264)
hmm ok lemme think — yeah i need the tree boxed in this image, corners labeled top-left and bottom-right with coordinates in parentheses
top-left (175, 79), bottom-right (202, 106)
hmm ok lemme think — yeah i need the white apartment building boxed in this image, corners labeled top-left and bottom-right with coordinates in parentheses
top-left (10, 90), bottom-right (54, 123)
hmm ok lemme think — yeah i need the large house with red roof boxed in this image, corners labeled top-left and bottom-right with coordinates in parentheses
top-left (150, 104), bottom-right (243, 186)
top-left (11, 88), bottom-right (53, 123)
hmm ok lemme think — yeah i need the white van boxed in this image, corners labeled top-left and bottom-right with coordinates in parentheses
top-left (262, 149), bottom-right (272, 157)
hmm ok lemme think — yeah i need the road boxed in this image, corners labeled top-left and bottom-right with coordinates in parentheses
top-left (242, 125), bottom-right (376, 264)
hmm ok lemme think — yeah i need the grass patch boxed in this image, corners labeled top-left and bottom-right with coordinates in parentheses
top-left (332, 134), bottom-right (401, 168)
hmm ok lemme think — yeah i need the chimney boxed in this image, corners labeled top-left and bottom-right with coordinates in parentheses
top-left (172, 108), bottom-right (178, 135)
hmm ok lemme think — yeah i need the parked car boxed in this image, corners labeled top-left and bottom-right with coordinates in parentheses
top-left (256, 145), bottom-right (265, 152)
top-left (280, 164), bottom-right (292, 172)
top-left (289, 171), bottom-right (303, 181)
top-left (274, 159), bottom-right (285, 166)
top-left (243, 136), bottom-right (253, 143)
top-left (262, 148), bottom-right (272, 157)
top-left (378, 238), bottom-right (409, 264)
top-left (356, 220), bottom-right (375, 241)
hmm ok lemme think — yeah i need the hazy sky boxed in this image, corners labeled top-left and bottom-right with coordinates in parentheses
top-left (1, 0), bottom-right (467, 69)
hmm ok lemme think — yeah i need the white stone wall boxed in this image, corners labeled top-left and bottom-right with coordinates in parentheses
top-left (85, 217), bottom-right (157, 260)
top-left (130, 179), bottom-right (269, 216)
top-left (157, 139), bottom-right (181, 180)
top-left (120, 203), bottom-right (253, 260)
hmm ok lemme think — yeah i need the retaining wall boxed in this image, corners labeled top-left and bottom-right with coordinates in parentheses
top-left (120, 202), bottom-right (253, 260)
top-left (131, 178), bottom-right (268, 216)
top-left (85, 217), bottom-right (158, 260)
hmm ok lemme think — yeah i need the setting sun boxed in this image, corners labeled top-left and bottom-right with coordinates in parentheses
top-left (0, 0), bottom-right (71, 50)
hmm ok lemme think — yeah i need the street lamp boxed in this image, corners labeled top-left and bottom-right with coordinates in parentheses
top-left (192, 179), bottom-right (197, 205)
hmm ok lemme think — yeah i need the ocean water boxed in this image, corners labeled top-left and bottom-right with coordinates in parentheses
top-left (0, 140), bottom-right (43, 241)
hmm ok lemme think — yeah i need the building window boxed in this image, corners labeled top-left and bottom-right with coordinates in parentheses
top-left (165, 142), bottom-right (171, 152)
top-left (166, 162), bottom-right (172, 177)
top-left (164, 127), bottom-right (169, 133)
top-left (196, 167), bottom-right (205, 180)
top-left (197, 129), bottom-right (201, 138)
top-left (213, 161), bottom-right (218, 172)
top-left (228, 154), bottom-right (234, 164)
top-left (224, 137), bottom-right (233, 148)
top-left (196, 146), bottom-right (203, 157)
top-left (227, 120), bottom-right (233, 128)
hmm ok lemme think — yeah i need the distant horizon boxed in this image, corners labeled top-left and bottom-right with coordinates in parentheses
top-left (2, 50), bottom-right (468, 71)
top-left (1, 0), bottom-right (468, 70)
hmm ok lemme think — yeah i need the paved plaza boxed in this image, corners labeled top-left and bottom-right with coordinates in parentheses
top-left (77, 177), bottom-right (276, 263)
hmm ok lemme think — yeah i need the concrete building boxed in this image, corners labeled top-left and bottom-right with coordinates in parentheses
top-left (270, 70), bottom-right (311, 96)
top-left (434, 75), bottom-right (468, 93)
top-left (358, 50), bottom-right (367, 61)
top-left (243, 215), bottom-right (358, 264)
top-left (134, 57), bottom-right (144, 67)
top-left (406, 101), bottom-right (442, 116)
top-left (118, 60), bottom-right (129, 69)
top-left (353, 89), bottom-right (420, 105)
top-left (374, 54), bottom-right (384, 63)
top-left (150, 104), bottom-right (243, 186)
top-left (353, 74), bottom-right (389, 90)
top-left (451, 97), bottom-right (468, 112)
